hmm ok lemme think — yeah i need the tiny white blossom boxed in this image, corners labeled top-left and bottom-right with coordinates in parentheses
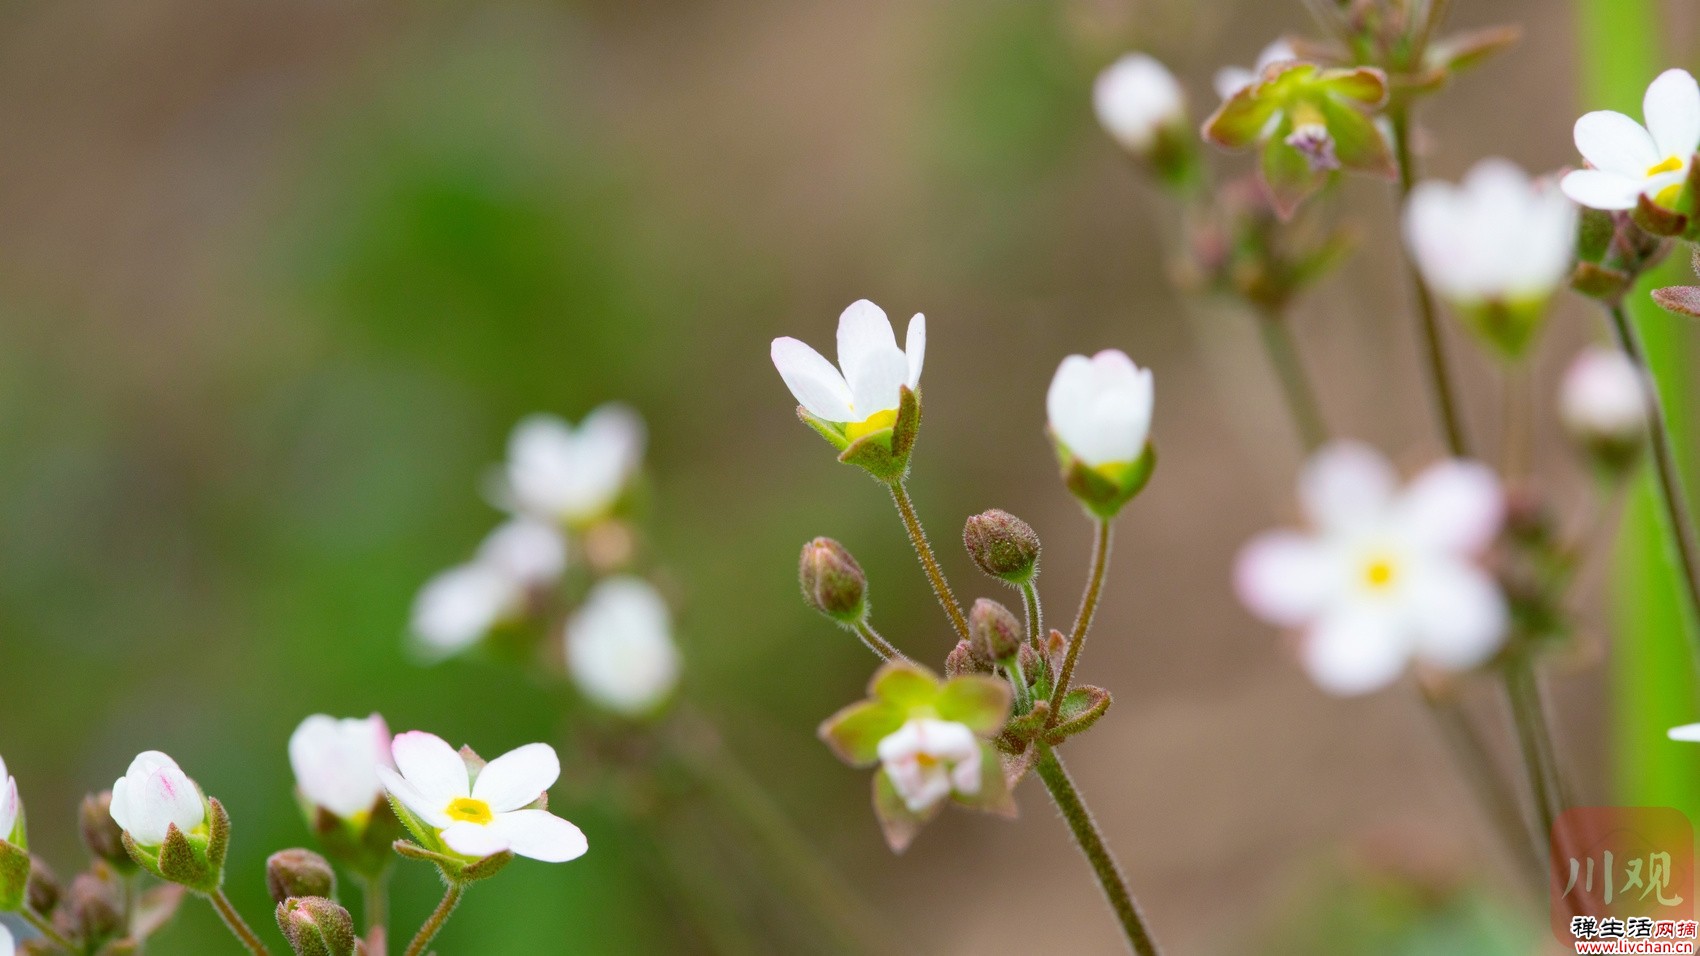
top-left (770, 300), bottom-right (924, 441)
top-left (493, 404), bottom-right (646, 527)
top-left (877, 718), bottom-right (981, 814)
top-left (1404, 159), bottom-right (1578, 307)
top-left (376, 731), bottom-right (587, 862)
top-left (1562, 68), bottom-right (1700, 211)
top-left (565, 577), bottom-right (681, 716)
top-left (1235, 442), bottom-right (1509, 695)
top-left (289, 714), bottom-right (394, 821)
top-left (110, 751), bottom-right (205, 847)
top-left (1046, 350), bottom-right (1155, 468)
top-left (0, 756), bottom-right (19, 843)
top-left (1093, 54), bottom-right (1187, 155)
top-left (1561, 346), bottom-right (1648, 443)
top-left (1214, 39), bottom-right (1297, 100)
top-left (410, 518), bottom-right (566, 658)
top-left (0, 924), bottom-right (12, 956)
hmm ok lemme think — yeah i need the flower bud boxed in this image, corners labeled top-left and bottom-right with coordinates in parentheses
top-left (944, 639), bottom-right (979, 677)
top-left (1561, 346), bottom-right (1648, 475)
top-left (1018, 642), bottom-right (1045, 687)
top-left (66, 871), bottom-right (124, 943)
top-left (267, 849), bottom-right (336, 906)
top-left (963, 510), bottom-right (1040, 585)
top-left (969, 599), bottom-right (1023, 664)
top-left (1093, 54), bottom-right (1198, 189)
top-left (799, 538), bottom-right (868, 624)
top-left (81, 792), bottom-right (134, 872)
top-left (26, 855), bottom-right (58, 914)
top-left (277, 896), bottom-right (357, 956)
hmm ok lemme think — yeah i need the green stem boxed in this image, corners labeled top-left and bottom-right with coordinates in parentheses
top-left (209, 889), bottom-right (271, 956)
top-left (404, 885), bottom-right (464, 956)
top-left (1418, 687), bottom-right (1544, 891)
top-left (1048, 520), bottom-right (1113, 718)
top-left (852, 619), bottom-right (906, 663)
top-left (1502, 655), bottom-right (1567, 863)
top-left (1389, 104), bottom-right (1468, 457)
top-left (1256, 313), bottom-right (1328, 453)
top-left (363, 872), bottom-right (391, 956)
top-left (887, 480), bottom-right (970, 642)
top-left (22, 906), bottom-right (76, 951)
top-left (1021, 580), bottom-right (1043, 650)
top-left (1034, 744), bottom-right (1160, 955)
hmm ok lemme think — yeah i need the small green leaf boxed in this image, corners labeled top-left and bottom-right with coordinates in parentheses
top-left (1050, 685), bottom-right (1113, 739)
top-left (868, 660), bottom-right (941, 709)
top-left (818, 699), bottom-right (905, 767)
top-left (933, 675), bottom-right (1012, 736)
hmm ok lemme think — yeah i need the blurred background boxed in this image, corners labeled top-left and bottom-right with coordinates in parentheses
top-left (1, 0), bottom-right (1698, 951)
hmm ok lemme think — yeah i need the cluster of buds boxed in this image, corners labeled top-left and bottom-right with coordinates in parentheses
top-left (1290, 0), bottom-right (1520, 106)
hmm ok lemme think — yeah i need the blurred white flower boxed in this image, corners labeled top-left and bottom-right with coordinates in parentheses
top-left (110, 751), bottom-right (205, 847)
top-left (494, 404), bottom-right (646, 527)
top-left (877, 718), bottom-right (981, 814)
top-left (1561, 346), bottom-right (1648, 445)
top-left (1404, 159), bottom-right (1578, 307)
top-left (770, 300), bottom-right (925, 441)
top-left (1235, 442), bottom-right (1509, 696)
top-left (1562, 68), bottom-right (1700, 211)
top-left (0, 924), bottom-right (11, 956)
top-left (1093, 54), bottom-right (1187, 155)
top-left (377, 731), bottom-right (586, 863)
top-left (410, 518), bottom-right (566, 658)
top-left (0, 756), bottom-right (19, 843)
top-left (1668, 723), bottom-right (1700, 742)
top-left (289, 714), bottom-right (394, 821)
top-left (1214, 39), bottom-right (1297, 101)
top-left (565, 577), bottom-right (681, 716)
top-left (1046, 350), bottom-right (1155, 469)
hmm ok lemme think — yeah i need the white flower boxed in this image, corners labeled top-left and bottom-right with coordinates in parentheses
top-left (877, 719), bottom-right (981, 814)
top-left (1562, 68), bottom-right (1700, 211)
top-left (1046, 350), bottom-right (1155, 468)
top-left (493, 404), bottom-right (646, 526)
top-left (1093, 54), bottom-right (1187, 155)
top-left (376, 731), bottom-right (587, 863)
top-left (289, 714), bottom-right (394, 820)
top-left (1214, 39), bottom-right (1297, 100)
top-left (1562, 346), bottom-right (1648, 442)
top-left (770, 300), bottom-right (925, 441)
top-left (0, 756), bottom-right (19, 843)
top-left (0, 924), bottom-right (12, 956)
top-left (110, 751), bottom-right (205, 847)
top-left (410, 518), bottom-right (566, 658)
top-left (1234, 442), bottom-right (1509, 696)
top-left (1669, 723), bottom-right (1700, 742)
top-left (565, 577), bottom-right (681, 716)
top-left (1404, 159), bottom-right (1578, 306)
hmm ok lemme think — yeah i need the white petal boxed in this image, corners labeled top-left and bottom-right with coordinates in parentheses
top-left (565, 577), bottom-right (681, 715)
top-left (1392, 459), bottom-right (1504, 555)
top-left (1574, 110), bottom-right (1660, 177)
top-left (1299, 441), bottom-right (1397, 533)
top-left (1214, 66), bottom-right (1256, 100)
top-left (133, 766), bottom-right (205, 846)
top-left (476, 518), bottom-right (566, 586)
top-left (1644, 69), bottom-right (1700, 160)
top-left (290, 714), bottom-right (389, 820)
top-left (109, 778), bottom-right (134, 835)
top-left (1560, 168), bottom-right (1646, 211)
top-left (390, 731), bottom-right (470, 804)
top-left (376, 765), bottom-right (451, 828)
top-left (905, 314), bottom-right (926, 390)
top-left (1299, 603), bottom-right (1413, 696)
top-left (0, 778), bottom-right (18, 841)
top-left (1405, 561), bottom-right (1509, 671)
top-left (1093, 54), bottom-right (1185, 153)
top-left (770, 337), bottom-right (855, 422)
top-left (440, 821), bottom-right (511, 859)
top-left (1235, 531), bottom-right (1341, 627)
top-left (410, 564), bottom-right (517, 658)
top-left (1564, 346), bottom-right (1649, 439)
top-left (472, 743), bottom-right (560, 812)
top-left (0, 924), bottom-right (13, 956)
top-left (836, 300), bottom-right (907, 415)
top-left (1668, 723), bottom-right (1700, 742)
top-left (1046, 350), bottom-right (1153, 466)
top-left (490, 809), bottom-right (589, 863)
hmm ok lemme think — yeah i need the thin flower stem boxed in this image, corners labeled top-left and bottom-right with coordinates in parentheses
top-left (1021, 580), bottom-right (1043, 650)
top-left (209, 889), bottom-right (271, 956)
top-left (1389, 105), bottom-right (1469, 457)
top-left (22, 906), bottom-right (76, 951)
top-left (852, 619), bottom-right (907, 663)
top-left (1048, 519), bottom-right (1113, 718)
top-left (1033, 744), bottom-right (1160, 955)
top-left (1604, 302), bottom-right (1700, 667)
top-left (363, 873), bottom-right (391, 956)
top-left (1502, 655), bottom-right (1568, 866)
top-left (404, 885), bottom-right (464, 956)
top-left (1256, 313), bottom-right (1328, 453)
top-left (887, 480), bottom-right (970, 641)
top-left (1417, 687), bottom-right (1544, 890)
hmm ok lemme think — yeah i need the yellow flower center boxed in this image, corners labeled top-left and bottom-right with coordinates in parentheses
top-left (444, 797), bottom-right (493, 826)
top-left (844, 407), bottom-right (898, 442)
top-left (914, 752), bottom-right (939, 769)
top-left (1361, 555), bottom-right (1399, 591)
top-left (1648, 155), bottom-right (1685, 177)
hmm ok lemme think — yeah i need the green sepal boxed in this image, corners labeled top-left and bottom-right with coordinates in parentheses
top-left (1576, 206), bottom-right (1616, 264)
top-left (1002, 701), bottom-right (1050, 744)
top-left (797, 408), bottom-right (850, 452)
top-left (1202, 82), bottom-right (1281, 149)
top-left (130, 821), bottom-right (218, 894)
top-left (818, 699), bottom-right (906, 767)
top-left (382, 790), bottom-right (438, 855)
top-left (1425, 24), bottom-right (1521, 76)
top-left (0, 839), bottom-right (27, 911)
top-left (277, 896), bottom-right (357, 956)
top-left (835, 386), bottom-right (921, 482)
top-left (394, 840), bottom-right (513, 886)
top-left (1571, 260), bottom-right (1633, 302)
top-left (299, 792), bottom-right (402, 881)
top-left (932, 675), bottom-right (1012, 736)
top-left (1453, 296), bottom-right (1551, 361)
top-left (871, 769), bottom-right (937, 855)
top-left (1047, 685), bottom-right (1113, 741)
top-left (1315, 66), bottom-right (1388, 106)
top-left (1315, 95), bottom-right (1394, 178)
top-left (868, 659), bottom-right (942, 709)
top-left (1059, 442), bottom-right (1157, 520)
top-left (1634, 192), bottom-right (1687, 238)
top-left (952, 741), bottom-right (1017, 818)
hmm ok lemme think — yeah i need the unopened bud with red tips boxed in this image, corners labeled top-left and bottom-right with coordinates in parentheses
top-left (277, 896), bottom-right (357, 956)
top-left (800, 538), bottom-right (868, 625)
top-left (944, 640), bottom-right (986, 677)
top-left (969, 599), bottom-right (1023, 664)
top-left (963, 510), bottom-right (1040, 585)
top-left (1561, 346), bottom-right (1648, 476)
top-left (267, 849), bottom-right (336, 906)
top-left (109, 751), bottom-right (229, 894)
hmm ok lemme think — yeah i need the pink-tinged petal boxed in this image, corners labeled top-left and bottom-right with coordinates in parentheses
top-left (770, 338), bottom-right (855, 422)
top-left (134, 767), bottom-right (204, 845)
top-left (905, 314), bottom-right (926, 389)
top-left (1645, 69), bottom-right (1700, 160)
top-left (471, 743), bottom-right (560, 813)
top-left (1392, 459), bottom-right (1504, 555)
top-left (1668, 723), bottom-right (1700, 742)
top-left (1299, 441), bottom-right (1397, 533)
top-left (1298, 603), bottom-right (1413, 696)
top-left (439, 821), bottom-right (510, 859)
top-left (490, 809), bottom-right (588, 863)
top-left (376, 766), bottom-right (450, 828)
top-left (1573, 110), bottom-right (1659, 178)
top-left (1560, 168), bottom-right (1645, 211)
top-left (1234, 531), bottom-right (1339, 627)
top-left (390, 731), bottom-right (470, 804)
top-left (1405, 561), bottom-right (1509, 671)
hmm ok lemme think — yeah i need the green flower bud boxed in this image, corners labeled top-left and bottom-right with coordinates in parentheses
top-left (963, 510), bottom-right (1040, 585)
top-left (799, 538), bottom-right (868, 624)
top-left (267, 849), bottom-right (336, 906)
top-left (277, 896), bottom-right (357, 956)
top-left (969, 599), bottom-right (1022, 664)
top-left (81, 792), bottom-right (134, 873)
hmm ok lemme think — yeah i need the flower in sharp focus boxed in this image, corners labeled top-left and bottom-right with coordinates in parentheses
top-left (289, 714), bottom-right (393, 821)
top-left (1561, 346), bottom-right (1648, 473)
top-left (1562, 69), bottom-right (1699, 215)
top-left (110, 752), bottom-right (205, 849)
top-left (1235, 442), bottom-right (1510, 695)
top-left (410, 517), bottom-right (566, 658)
top-left (1214, 39), bottom-right (1297, 100)
top-left (1046, 350), bottom-right (1156, 518)
top-left (565, 577), bottom-right (682, 716)
top-left (377, 732), bottom-right (587, 863)
top-left (1403, 159), bottom-right (1578, 358)
top-left (492, 404), bottom-right (646, 528)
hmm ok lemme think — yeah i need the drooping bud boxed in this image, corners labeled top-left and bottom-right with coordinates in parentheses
top-left (81, 792), bottom-right (134, 872)
top-left (1561, 346), bottom-right (1648, 476)
top-left (799, 538), bottom-right (868, 624)
top-left (969, 599), bottom-right (1023, 664)
top-left (267, 849), bottom-right (336, 906)
top-left (276, 896), bottom-right (357, 956)
top-left (963, 510), bottom-right (1040, 585)
top-left (66, 870), bottom-right (124, 943)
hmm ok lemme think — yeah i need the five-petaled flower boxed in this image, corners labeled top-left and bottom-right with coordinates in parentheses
top-left (1562, 69), bottom-right (1700, 214)
top-left (290, 714), bottom-right (394, 822)
top-left (771, 299), bottom-right (925, 447)
top-left (492, 404), bottom-right (647, 529)
top-left (377, 731), bottom-right (587, 863)
top-left (1235, 442), bottom-right (1510, 695)
top-left (877, 719), bottom-right (983, 815)
top-left (411, 517), bottom-right (567, 658)
top-left (1046, 350), bottom-right (1157, 518)
top-left (110, 751), bottom-right (205, 848)
top-left (564, 576), bottom-right (682, 717)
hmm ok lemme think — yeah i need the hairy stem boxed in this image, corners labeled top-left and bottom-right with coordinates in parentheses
top-left (404, 885), bottom-right (464, 956)
top-left (1049, 520), bottom-right (1113, 717)
top-left (852, 619), bottom-right (906, 663)
top-left (22, 906), bottom-right (76, 951)
top-left (363, 872), bottom-right (391, 956)
top-left (1021, 580), bottom-right (1043, 650)
top-left (209, 890), bottom-right (271, 956)
top-left (887, 480), bottom-right (970, 641)
top-left (1256, 313), bottom-right (1328, 453)
top-left (1034, 744), bottom-right (1160, 954)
